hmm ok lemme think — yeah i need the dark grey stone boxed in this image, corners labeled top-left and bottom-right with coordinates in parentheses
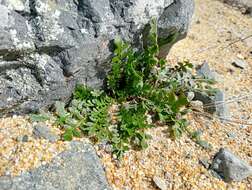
top-left (193, 90), bottom-right (230, 121)
top-left (33, 123), bottom-right (60, 142)
top-left (193, 91), bottom-right (215, 113)
top-left (210, 148), bottom-right (252, 182)
top-left (0, 142), bottom-right (111, 190)
top-left (0, 0), bottom-right (194, 115)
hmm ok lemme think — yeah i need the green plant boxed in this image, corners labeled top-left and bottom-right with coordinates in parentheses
top-left (30, 18), bottom-right (214, 158)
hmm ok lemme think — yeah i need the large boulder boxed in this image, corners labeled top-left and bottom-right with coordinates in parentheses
top-left (0, 0), bottom-right (194, 115)
top-left (0, 142), bottom-right (111, 190)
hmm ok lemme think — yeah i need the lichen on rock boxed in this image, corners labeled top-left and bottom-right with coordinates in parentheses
top-left (0, 0), bottom-right (194, 115)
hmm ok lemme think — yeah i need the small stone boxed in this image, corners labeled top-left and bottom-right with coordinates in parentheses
top-left (98, 140), bottom-right (113, 153)
top-left (16, 135), bottom-right (29, 142)
top-left (196, 62), bottom-right (218, 80)
top-left (214, 90), bottom-right (230, 122)
top-left (210, 148), bottom-right (252, 182)
top-left (153, 176), bottom-right (167, 190)
top-left (240, 125), bottom-right (248, 129)
top-left (33, 124), bottom-right (60, 143)
top-left (194, 90), bottom-right (230, 121)
top-left (22, 135), bottom-right (29, 142)
top-left (231, 59), bottom-right (248, 69)
top-left (226, 131), bottom-right (236, 139)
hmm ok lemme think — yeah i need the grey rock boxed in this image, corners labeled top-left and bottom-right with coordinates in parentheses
top-left (210, 148), bottom-right (252, 182)
top-left (0, 0), bottom-right (194, 115)
top-left (232, 59), bottom-right (248, 69)
top-left (214, 90), bottom-right (230, 122)
top-left (193, 91), bottom-right (215, 113)
top-left (196, 62), bottom-right (218, 81)
top-left (0, 142), bottom-right (111, 190)
top-left (153, 176), bottom-right (167, 190)
top-left (240, 125), bottom-right (248, 129)
top-left (16, 134), bottom-right (29, 142)
top-left (193, 90), bottom-right (230, 121)
top-left (226, 131), bottom-right (237, 139)
top-left (33, 124), bottom-right (60, 142)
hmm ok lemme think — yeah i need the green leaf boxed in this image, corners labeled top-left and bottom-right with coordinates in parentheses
top-left (172, 93), bottom-right (189, 112)
top-left (62, 128), bottom-right (73, 141)
top-left (72, 128), bottom-right (81, 137)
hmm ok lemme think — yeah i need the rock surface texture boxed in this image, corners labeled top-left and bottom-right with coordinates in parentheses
top-left (0, 142), bottom-right (111, 190)
top-left (211, 148), bottom-right (252, 182)
top-left (0, 0), bottom-right (194, 115)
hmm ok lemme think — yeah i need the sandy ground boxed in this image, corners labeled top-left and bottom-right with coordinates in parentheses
top-left (0, 0), bottom-right (251, 189)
